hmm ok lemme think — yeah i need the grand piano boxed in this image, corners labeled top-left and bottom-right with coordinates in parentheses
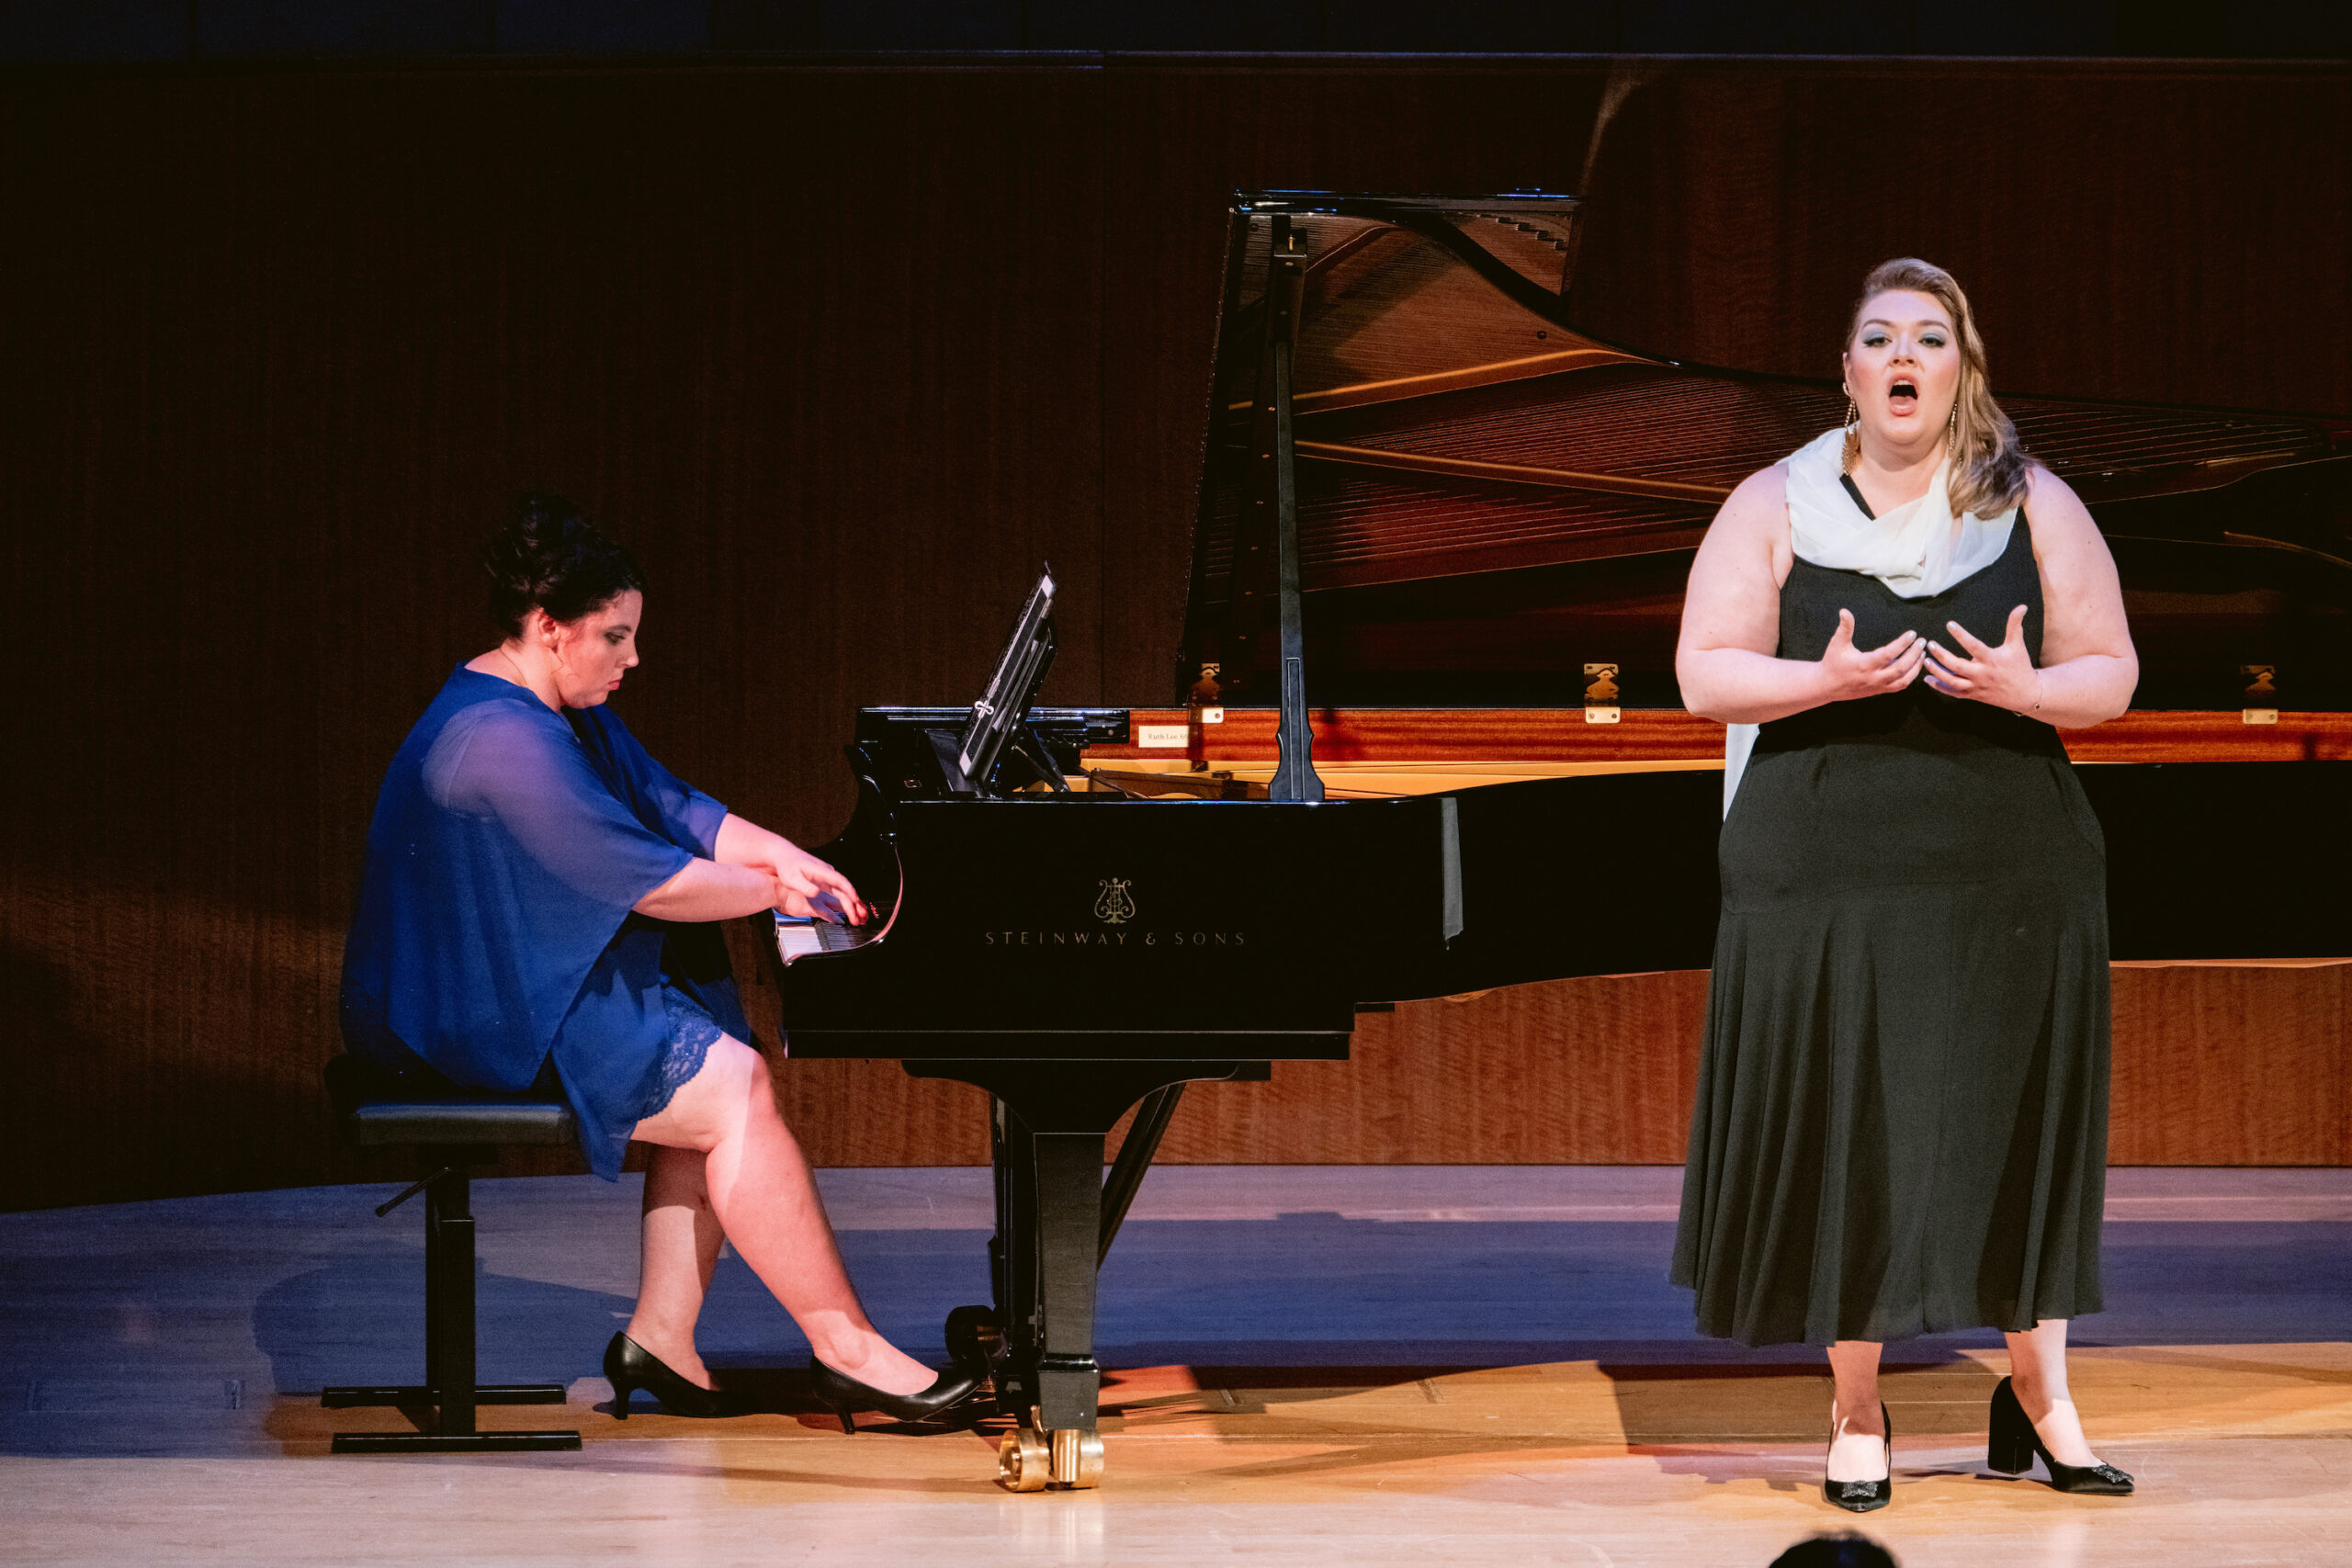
top-left (757, 192), bottom-right (2352, 1491)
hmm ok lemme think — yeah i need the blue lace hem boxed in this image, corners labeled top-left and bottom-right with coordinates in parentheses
top-left (638, 986), bottom-right (724, 1121)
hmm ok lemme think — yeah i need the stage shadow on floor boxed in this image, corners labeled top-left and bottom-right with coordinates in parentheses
top-left (1087, 1215), bottom-right (2352, 1368)
top-left (251, 1255), bottom-right (633, 1397)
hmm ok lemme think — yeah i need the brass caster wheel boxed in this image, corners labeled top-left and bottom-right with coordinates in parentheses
top-left (1050, 1427), bottom-right (1104, 1489)
top-left (997, 1428), bottom-right (1050, 1493)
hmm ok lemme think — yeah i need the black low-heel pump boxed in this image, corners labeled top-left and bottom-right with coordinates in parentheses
top-left (1987, 1376), bottom-right (2133, 1495)
top-left (605, 1332), bottom-right (732, 1420)
top-left (807, 1356), bottom-right (984, 1434)
top-left (1823, 1402), bottom-right (1894, 1514)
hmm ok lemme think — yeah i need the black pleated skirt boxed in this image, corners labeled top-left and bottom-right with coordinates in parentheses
top-left (1671, 539), bottom-right (2112, 1347)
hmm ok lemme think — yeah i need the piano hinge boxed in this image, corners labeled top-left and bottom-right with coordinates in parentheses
top-left (1584, 661), bottom-right (1621, 725)
top-left (2243, 663), bottom-right (2278, 725)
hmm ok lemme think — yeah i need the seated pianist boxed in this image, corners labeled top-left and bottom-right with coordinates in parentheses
top-left (336, 492), bottom-right (980, 1427)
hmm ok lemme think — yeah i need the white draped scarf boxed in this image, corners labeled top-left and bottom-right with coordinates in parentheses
top-left (1721, 427), bottom-right (2019, 815)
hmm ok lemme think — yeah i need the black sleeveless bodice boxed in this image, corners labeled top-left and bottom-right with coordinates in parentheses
top-left (1672, 502), bottom-right (2112, 1348)
top-left (1766, 507), bottom-right (2058, 754)
top-left (1723, 511), bottom-right (2106, 915)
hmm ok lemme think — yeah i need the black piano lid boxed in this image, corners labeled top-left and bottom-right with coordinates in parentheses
top-left (1182, 190), bottom-right (2352, 714)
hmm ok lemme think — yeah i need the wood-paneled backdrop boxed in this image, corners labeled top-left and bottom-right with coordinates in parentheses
top-left (4, 58), bottom-right (2347, 1208)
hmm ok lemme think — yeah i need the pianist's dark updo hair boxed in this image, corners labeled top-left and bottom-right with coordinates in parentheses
top-left (481, 491), bottom-right (646, 638)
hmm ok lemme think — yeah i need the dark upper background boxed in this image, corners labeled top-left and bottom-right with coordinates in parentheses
top-left (3, 3), bottom-right (2346, 1207)
top-left (0, 0), bottom-right (2346, 61)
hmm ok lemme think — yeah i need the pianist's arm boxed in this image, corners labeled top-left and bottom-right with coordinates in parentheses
top-left (713, 815), bottom-right (868, 926)
top-left (632, 817), bottom-right (868, 926)
top-left (1675, 466), bottom-right (1931, 725)
top-left (632, 856), bottom-right (792, 924)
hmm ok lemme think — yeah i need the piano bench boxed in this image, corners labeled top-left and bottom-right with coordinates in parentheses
top-left (320, 1055), bottom-right (583, 1454)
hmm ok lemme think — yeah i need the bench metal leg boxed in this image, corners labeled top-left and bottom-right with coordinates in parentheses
top-left (330, 1164), bottom-right (580, 1454)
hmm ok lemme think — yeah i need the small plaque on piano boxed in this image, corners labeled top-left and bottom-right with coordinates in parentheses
top-left (1136, 724), bottom-right (1189, 750)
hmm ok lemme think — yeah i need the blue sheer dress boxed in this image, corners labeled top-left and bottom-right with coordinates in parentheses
top-left (339, 666), bottom-right (753, 1179)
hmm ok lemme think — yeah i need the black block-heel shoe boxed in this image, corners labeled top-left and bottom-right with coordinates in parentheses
top-left (1987, 1376), bottom-right (2133, 1495)
top-left (605, 1332), bottom-right (732, 1419)
top-left (807, 1356), bottom-right (984, 1435)
top-left (1823, 1402), bottom-right (1894, 1514)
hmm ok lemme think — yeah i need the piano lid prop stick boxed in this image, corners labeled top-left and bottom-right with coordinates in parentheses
top-left (1263, 220), bottom-right (1326, 804)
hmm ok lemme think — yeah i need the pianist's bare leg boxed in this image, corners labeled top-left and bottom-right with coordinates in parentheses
top-left (624, 1145), bottom-right (724, 1389)
top-left (628, 1034), bottom-right (936, 1397)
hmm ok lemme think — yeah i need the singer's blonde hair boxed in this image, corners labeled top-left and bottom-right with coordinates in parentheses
top-left (1844, 257), bottom-right (2030, 519)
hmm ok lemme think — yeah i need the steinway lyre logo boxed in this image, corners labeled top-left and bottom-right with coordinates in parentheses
top-left (1094, 878), bottom-right (1136, 925)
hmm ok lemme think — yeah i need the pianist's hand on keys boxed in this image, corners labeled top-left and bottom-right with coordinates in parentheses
top-left (773, 911), bottom-right (879, 962)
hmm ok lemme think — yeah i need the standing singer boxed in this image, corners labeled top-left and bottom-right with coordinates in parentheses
top-left (1671, 259), bottom-right (2140, 1511)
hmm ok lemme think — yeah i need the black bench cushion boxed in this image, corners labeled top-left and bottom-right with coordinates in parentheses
top-left (325, 1054), bottom-right (577, 1148)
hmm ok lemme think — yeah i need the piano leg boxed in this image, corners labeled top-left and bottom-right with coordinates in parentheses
top-left (1031, 1129), bottom-right (1106, 1482)
top-left (983, 1105), bottom-right (1104, 1486)
top-left (906, 1059), bottom-right (1250, 1491)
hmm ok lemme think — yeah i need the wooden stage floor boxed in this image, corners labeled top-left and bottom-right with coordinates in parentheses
top-left (4, 1167), bottom-right (2348, 1566)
